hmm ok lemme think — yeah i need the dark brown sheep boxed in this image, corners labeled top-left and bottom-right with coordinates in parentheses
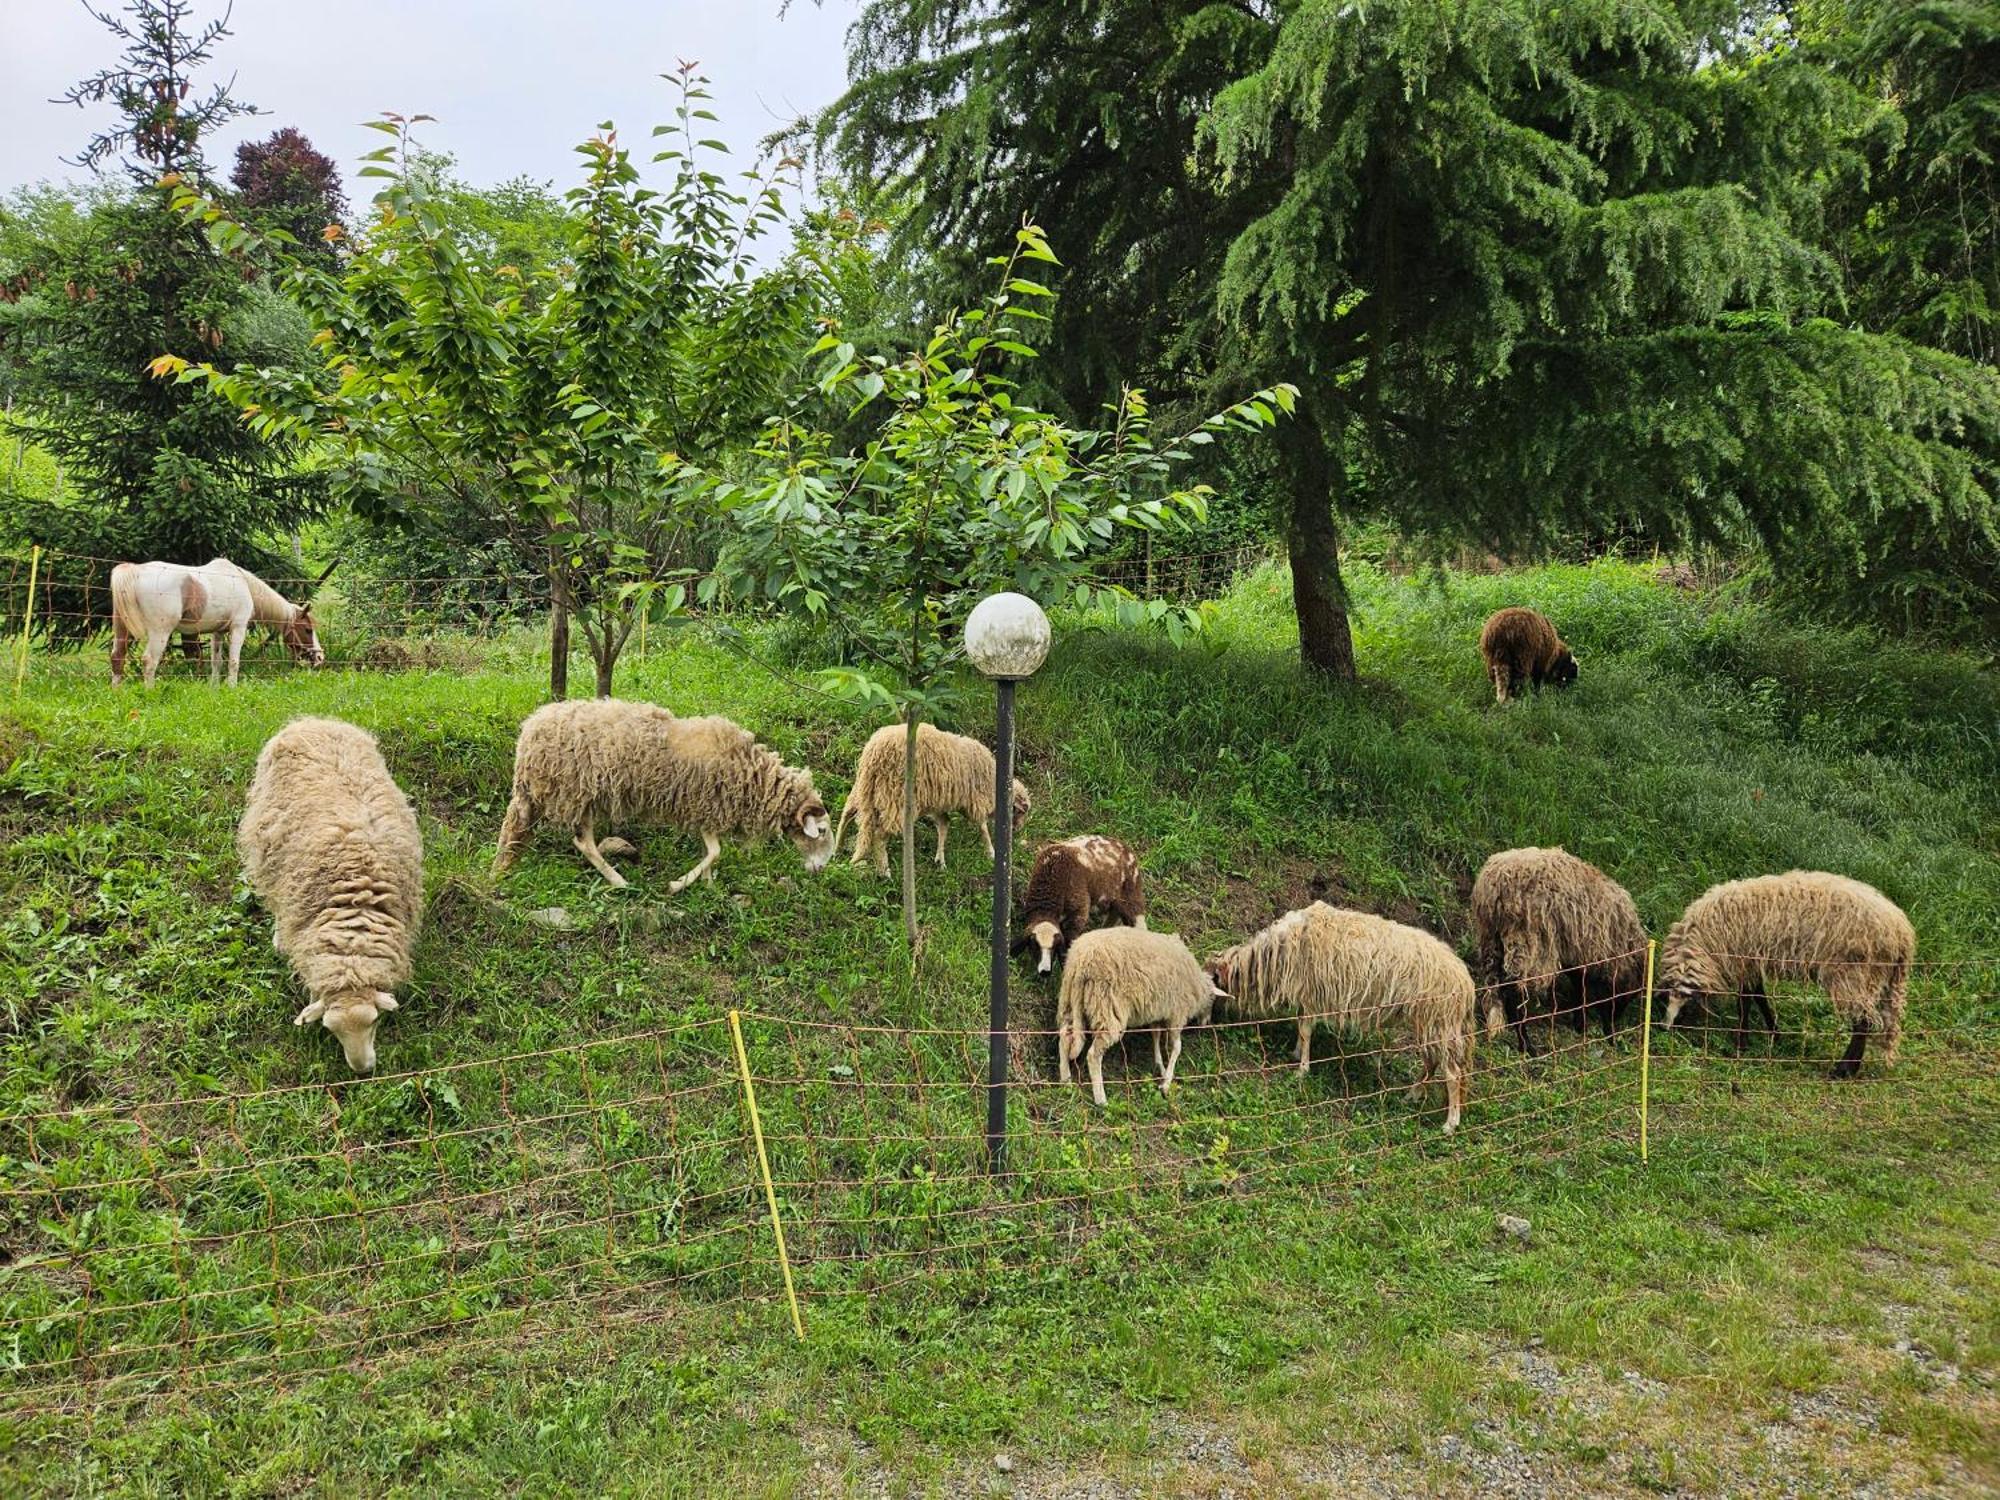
top-left (1471, 847), bottom-right (1648, 1052)
top-left (1479, 607), bottom-right (1578, 704)
top-left (1013, 835), bottom-right (1147, 975)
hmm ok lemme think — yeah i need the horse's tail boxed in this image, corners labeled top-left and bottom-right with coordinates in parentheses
top-left (109, 564), bottom-right (142, 637)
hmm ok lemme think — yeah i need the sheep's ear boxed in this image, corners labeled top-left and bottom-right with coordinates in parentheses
top-left (294, 1000), bottom-right (326, 1026)
top-left (374, 991), bottom-right (399, 1012)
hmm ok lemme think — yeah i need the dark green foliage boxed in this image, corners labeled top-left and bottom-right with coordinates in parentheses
top-left (56, 0), bottom-right (259, 180)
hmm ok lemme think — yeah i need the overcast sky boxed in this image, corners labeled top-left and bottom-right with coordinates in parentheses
top-left (0, 0), bottom-right (856, 202)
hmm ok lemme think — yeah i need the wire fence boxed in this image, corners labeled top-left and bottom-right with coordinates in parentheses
top-left (0, 544), bottom-right (1281, 684)
top-left (1, 948), bottom-right (1992, 1420)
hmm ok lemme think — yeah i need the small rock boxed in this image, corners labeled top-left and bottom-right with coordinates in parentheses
top-left (526, 906), bottom-right (574, 930)
top-left (1498, 1213), bottom-right (1533, 1243)
top-left (1527, 1335), bottom-right (1545, 1349)
top-left (733, 893), bottom-right (753, 907)
top-left (993, 1454), bottom-right (1013, 1473)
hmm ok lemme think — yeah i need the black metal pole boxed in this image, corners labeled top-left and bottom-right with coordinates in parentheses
top-left (986, 675), bottom-right (1016, 1174)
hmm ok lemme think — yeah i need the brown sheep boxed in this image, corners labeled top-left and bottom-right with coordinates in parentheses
top-left (1479, 607), bottom-right (1578, 704)
top-left (1658, 871), bottom-right (1914, 1077)
top-left (1471, 847), bottom-right (1649, 1052)
top-left (492, 698), bottom-right (833, 891)
top-left (1013, 835), bottom-right (1147, 975)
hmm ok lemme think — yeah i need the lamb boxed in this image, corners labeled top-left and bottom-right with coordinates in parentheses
top-left (833, 721), bottom-right (1031, 877)
top-left (238, 717), bottom-right (423, 1075)
top-left (491, 698), bottom-right (834, 892)
top-left (1205, 903), bottom-right (1502, 1133)
top-left (1014, 835), bottom-right (1147, 975)
top-left (1471, 847), bottom-right (1649, 1051)
top-left (1657, 871), bottom-right (1914, 1077)
top-left (1479, 607), bottom-right (1578, 704)
top-left (1058, 927), bottom-right (1227, 1107)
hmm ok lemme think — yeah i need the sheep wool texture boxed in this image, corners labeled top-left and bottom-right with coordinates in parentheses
top-left (1471, 846), bottom-right (1647, 1026)
top-left (1661, 871), bottom-right (1914, 1065)
top-left (1019, 835), bottom-right (1146, 972)
top-left (1209, 902), bottom-right (1489, 1131)
top-left (237, 716), bottom-right (423, 1017)
top-left (1057, 927), bottom-right (1215, 1104)
top-left (1479, 607), bottom-right (1575, 701)
top-left (496, 699), bottom-right (825, 854)
top-left (836, 721), bottom-right (1029, 863)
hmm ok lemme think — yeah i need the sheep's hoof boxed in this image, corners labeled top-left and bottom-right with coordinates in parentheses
top-left (598, 837), bottom-right (636, 858)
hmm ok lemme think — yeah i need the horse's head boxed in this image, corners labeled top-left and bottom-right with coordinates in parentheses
top-left (284, 605), bottom-right (325, 669)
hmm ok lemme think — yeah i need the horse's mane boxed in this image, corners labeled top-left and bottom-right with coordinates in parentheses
top-left (207, 558), bottom-right (299, 622)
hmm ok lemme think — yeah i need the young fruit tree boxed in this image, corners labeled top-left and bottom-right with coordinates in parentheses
top-left (717, 222), bottom-right (1294, 945)
top-left (160, 68), bottom-right (820, 698)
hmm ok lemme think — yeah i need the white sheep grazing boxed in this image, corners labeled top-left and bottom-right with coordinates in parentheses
top-left (1058, 927), bottom-right (1226, 1107)
top-left (491, 698), bottom-right (834, 891)
top-left (1206, 902), bottom-right (1498, 1133)
top-left (833, 721), bottom-right (1031, 877)
top-left (238, 717), bottom-right (423, 1075)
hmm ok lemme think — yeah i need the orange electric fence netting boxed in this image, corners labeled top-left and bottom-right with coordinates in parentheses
top-left (2, 947), bottom-right (1991, 1419)
top-left (0, 545), bottom-right (1280, 684)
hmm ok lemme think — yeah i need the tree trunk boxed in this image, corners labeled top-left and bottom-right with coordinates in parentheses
top-left (594, 652), bottom-right (614, 699)
top-left (548, 549), bottom-right (570, 701)
top-left (901, 714), bottom-right (921, 950)
top-left (1280, 408), bottom-right (1357, 680)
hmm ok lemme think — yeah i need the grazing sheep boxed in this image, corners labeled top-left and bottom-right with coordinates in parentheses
top-left (1479, 607), bottom-right (1578, 704)
top-left (238, 717), bottom-right (423, 1075)
top-left (1205, 903), bottom-right (1501, 1133)
top-left (1014, 835), bottom-right (1147, 975)
top-left (1058, 927), bottom-right (1226, 1107)
top-left (1658, 871), bottom-right (1913, 1077)
top-left (1471, 847), bottom-right (1648, 1051)
top-left (833, 721), bottom-right (1030, 877)
top-left (491, 698), bottom-right (833, 891)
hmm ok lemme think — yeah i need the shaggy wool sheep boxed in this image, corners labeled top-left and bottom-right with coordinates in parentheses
top-left (833, 721), bottom-right (1030, 877)
top-left (1479, 607), bottom-right (1578, 704)
top-left (1471, 846), bottom-right (1649, 1052)
top-left (238, 717), bottom-right (423, 1075)
top-left (1058, 927), bottom-right (1226, 1106)
top-left (491, 698), bottom-right (833, 891)
top-left (1205, 902), bottom-right (1500, 1133)
top-left (1014, 835), bottom-right (1147, 975)
top-left (1658, 871), bottom-right (1914, 1077)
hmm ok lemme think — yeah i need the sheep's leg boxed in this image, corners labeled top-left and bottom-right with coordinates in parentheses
top-left (1151, 1027), bottom-right (1162, 1073)
top-left (1748, 984), bottom-right (1776, 1038)
top-left (1160, 1025), bottom-right (1184, 1092)
top-left (667, 832), bottom-right (723, 895)
top-left (1295, 1018), bottom-right (1313, 1076)
top-left (1491, 664), bottom-right (1508, 704)
top-left (492, 794), bottom-right (536, 876)
top-left (1831, 1018), bottom-right (1869, 1080)
top-left (1443, 1064), bottom-right (1464, 1134)
top-left (980, 817), bottom-right (995, 860)
top-left (1087, 1039), bottom-right (1111, 1108)
top-left (573, 820), bottom-right (629, 889)
top-left (1734, 991), bottom-right (1752, 1056)
top-left (932, 816), bottom-right (949, 869)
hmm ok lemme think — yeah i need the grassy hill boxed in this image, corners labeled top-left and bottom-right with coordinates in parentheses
top-left (1, 559), bottom-right (1995, 1496)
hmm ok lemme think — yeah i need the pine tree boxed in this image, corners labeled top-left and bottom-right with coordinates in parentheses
top-left (0, 0), bottom-right (322, 615)
top-left (826, 0), bottom-right (2000, 668)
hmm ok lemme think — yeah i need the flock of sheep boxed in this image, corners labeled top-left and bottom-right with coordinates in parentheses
top-left (235, 606), bottom-right (1916, 1136)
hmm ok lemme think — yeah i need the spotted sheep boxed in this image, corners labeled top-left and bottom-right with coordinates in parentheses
top-left (1014, 835), bottom-right (1147, 975)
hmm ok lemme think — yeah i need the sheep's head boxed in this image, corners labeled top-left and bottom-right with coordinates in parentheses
top-left (792, 798), bottom-right (834, 872)
top-left (1203, 955), bottom-right (1235, 1012)
top-left (296, 990), bottom-right (398, 1074)
top-left (1009, 778), bottom-right (1032, 831)
top-left (1195, 967), bottom-right (1230, 1026)
top-left (1548, 647), bottom-right (1578, 688)
top-left (1021, 918), bottom-right (1066, 975)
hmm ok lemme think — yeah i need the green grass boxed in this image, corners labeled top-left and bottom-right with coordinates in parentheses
top-left (1, 559), bottom-right (1995, 1496)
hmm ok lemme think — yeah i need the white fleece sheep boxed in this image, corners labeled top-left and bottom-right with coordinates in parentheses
top-left (491, 698), bottom-right (834, 891)
top-left (833, 722), bottom-right (1031, 877)
top-left (1058, 927), bottom-right (1225, 1107)
top-left (1206, 902), bottom-right (1498, 1133)
top-left (238, 717), bottom-right (423, 1075)
top-left (1658, 870), bottom-right (1914, 1076)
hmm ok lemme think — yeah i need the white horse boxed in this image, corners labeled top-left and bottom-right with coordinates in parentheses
top-left (109, 558), bottom-right (324, 687)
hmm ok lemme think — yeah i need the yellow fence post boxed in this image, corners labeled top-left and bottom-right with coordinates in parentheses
top-left (1639, 939), bottom-right (1657, 1163)
top-left (14, 545), bottom-right (41, 697)
top-left (728, 1009), bottom-right (805, 1341)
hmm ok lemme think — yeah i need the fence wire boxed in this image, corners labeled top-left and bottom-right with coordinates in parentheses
top-left (1, 947), bottom-right (1990, 1420)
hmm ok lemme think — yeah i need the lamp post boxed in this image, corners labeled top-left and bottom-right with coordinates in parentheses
top-left (964, 591), bottom-right (1051, 1174)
